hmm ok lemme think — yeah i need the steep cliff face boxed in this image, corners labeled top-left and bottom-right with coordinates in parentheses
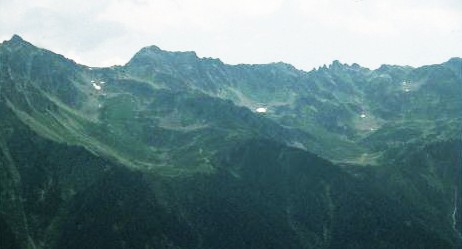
top-left (0, 35), bottom-right (461, 248)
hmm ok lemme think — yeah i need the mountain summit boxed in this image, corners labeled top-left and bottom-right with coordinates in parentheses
top-left (0, 36), bottom-right (461, 249)
top-left (8, 34), bottom-right (24, 43)
top-left (1, 34), bottom-right (35, 50)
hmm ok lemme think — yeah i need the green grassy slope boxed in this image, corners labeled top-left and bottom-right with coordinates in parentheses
top-left (0, 35), bottom-right (460, 248)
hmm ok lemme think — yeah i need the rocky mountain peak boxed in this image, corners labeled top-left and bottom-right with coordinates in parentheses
top-left (127, 45), bottom-right (198, 66)
top-left (10, 34), bottom-right (25, 43)
top-left (1, 34), bottom-right (37, 52)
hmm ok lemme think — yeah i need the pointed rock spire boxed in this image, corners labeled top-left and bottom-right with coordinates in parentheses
top-left (10, 34), bottom-right (24, 43)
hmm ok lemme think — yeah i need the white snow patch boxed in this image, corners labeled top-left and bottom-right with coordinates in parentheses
top-left (256, 107), bottom-right (267, 113)
top-left (92, 83), bottom-right (102, 90)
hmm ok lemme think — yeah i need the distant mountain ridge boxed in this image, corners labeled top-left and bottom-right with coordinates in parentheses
top-left (0, 35), bottom-right (461, 249)
top-left (125, 38), bottom-right (462, 164)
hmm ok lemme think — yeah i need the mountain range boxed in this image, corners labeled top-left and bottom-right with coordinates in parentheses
top-left (0, 35), bottom-right (461, 249)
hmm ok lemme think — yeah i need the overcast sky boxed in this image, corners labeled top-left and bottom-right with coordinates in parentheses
top-left (1, 0), bottom-right (461, 70)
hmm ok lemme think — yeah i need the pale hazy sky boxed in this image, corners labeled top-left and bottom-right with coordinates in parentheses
top-left (1, 0), bottom-right (461, 70)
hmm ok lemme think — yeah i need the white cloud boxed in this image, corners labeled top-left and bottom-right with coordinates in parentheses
top-left (0, 0), bottom-right (461, 69)
top-left (297, 0), bottom-right (462, 36)
top-left (98, 0), bottom-right (284, 33)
